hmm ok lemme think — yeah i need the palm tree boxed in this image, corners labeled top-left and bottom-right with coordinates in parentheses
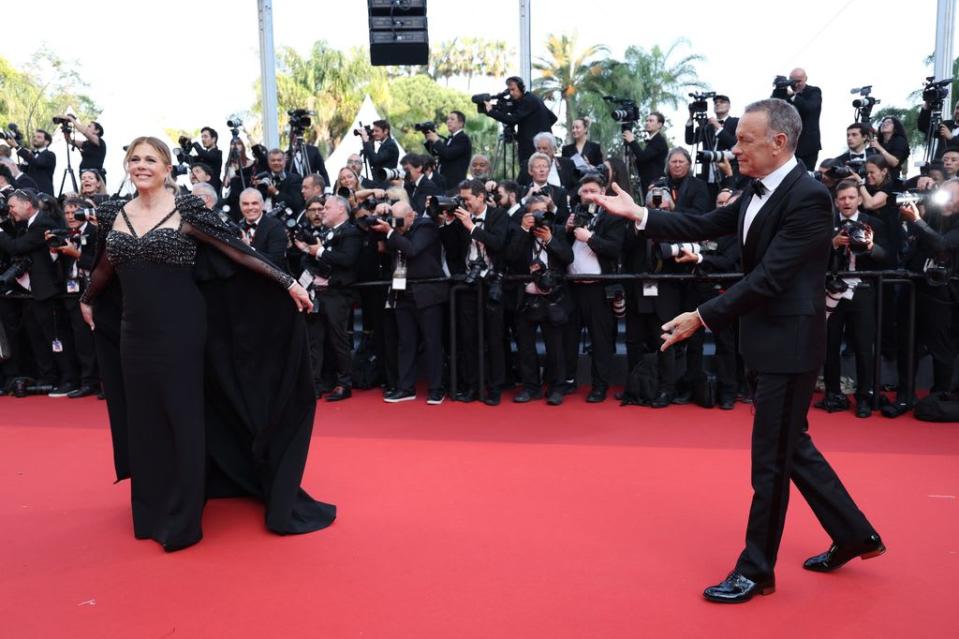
top-left (532, 33), bottom-right (610, 139)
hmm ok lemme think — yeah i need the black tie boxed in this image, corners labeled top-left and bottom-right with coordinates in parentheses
top-left (850, 153), bottom-right (865, 160)
top-left (751, 179), bottom-right (767, 197)
top-left (243, 221), bottom-right (258, 231)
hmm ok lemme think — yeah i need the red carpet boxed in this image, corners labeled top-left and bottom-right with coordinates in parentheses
top-left (1, 391), bottom-right (957, 638)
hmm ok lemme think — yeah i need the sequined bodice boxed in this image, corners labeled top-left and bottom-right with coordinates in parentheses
top-left (106, 227), bottom-right (197, 267)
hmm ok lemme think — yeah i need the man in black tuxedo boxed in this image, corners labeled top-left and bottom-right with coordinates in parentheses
top-left (685, 95), bottom-right (740, 198)
top-left (0, 159), bottom-right (39, 192)
top-left (255, 149), bottom-right (304, 213)
top-left (12, 130), bottom-right (56, 196)
top-left (372, 201), bottom-right (449, 404)
top-left (527, 132), bottom-right (578, 191)
top-left (238, 188), bottom-right (288, 267)
top-left (401, 154), bottom-right (443, 214)
top-left (598, 98), bottom-right (884, 603)
top-left (424, 111), bottom-right (472, 188)
top-left (480, 76), bottom-right (557, 181)
top-left (773, 68), bottom-right (822, 170)
top-left (358, 120), bottom-right (400, 183)
top-left (0, 189), bottom-right (78, 395)
top-left (623, 113), bottom-right (668, 197)
top-left (818, 179), bottom-right (893, 418)
top-left (286, 139), bottom-right (330, 189)
top-left (520, 153), bottom-right (571, 225)
top-left (834, 123), bottom-right (879, 169)
top-left (439, 179), bottom-right (509, 405)
top-left (183, 127), bottom-right (223, 193)
top-left (663, 148), bottom-right (711, 214)
top-left (299, 195), bottom-right (362, 402)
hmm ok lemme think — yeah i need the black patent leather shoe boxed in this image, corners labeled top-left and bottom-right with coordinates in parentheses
top-left (67, 384), bottom-right (97, 399)
top-left (513, 389), bottom-right (541, 403)
top-left (586, 387), bottom-right (607, 403)
top-left (650, 390), bottom-right (674, 409)
top-left (719, 395), bottom-right (736, 410)
top-left (671, 389), bottom-right (692, 405)
top-left (803, 534), bottom-right (885, 572)
top-left (814, 393), bottom-right (849, 413)
top-left (855, 401), bottom-right (872, 418)
top-left (325, 386), bottom-right (352, 402)
top-left (703, 572), bottom-right (775, 604)
top-left (455, 389), bottom-right (477, 403)
top-left (482, 390), bottom-right (501, 406)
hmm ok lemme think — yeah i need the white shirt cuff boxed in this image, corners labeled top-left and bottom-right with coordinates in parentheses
top-left (695, 308), bottom-right (709, 331)
top-left (634, 207), bottom-right (649, 231)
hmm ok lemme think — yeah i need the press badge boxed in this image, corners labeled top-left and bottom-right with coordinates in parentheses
top-left (52, 339), bottom-right (63, 353)
top-left (66, 279), bottom-right (80, 294)
top-left (643, 282), bottom-right (658, 296)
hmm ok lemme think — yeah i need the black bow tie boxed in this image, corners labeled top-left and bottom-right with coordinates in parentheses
top-left (751, 179), bottom-right (767, 197)
top-left (849, 153), bottom-right (865, 160)
top-left (243, 221), bottom-right (258, 231)
top-left (471, 217), bottom-right (484, 225)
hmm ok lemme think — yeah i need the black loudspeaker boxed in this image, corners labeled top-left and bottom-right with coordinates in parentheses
top-left (368, 0), bottom-right (429, 66)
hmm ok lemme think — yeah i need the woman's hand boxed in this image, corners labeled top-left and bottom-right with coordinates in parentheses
top-left (80, 302), bottom-right (95, 330)
top-left (289, 282), bottom-right (312, 312)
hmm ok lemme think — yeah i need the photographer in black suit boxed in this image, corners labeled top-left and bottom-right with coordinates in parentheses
top-left (834, 123), bottom-right (879, 168)
top-left (297, 195), bottom-right (362, 402)
top-left (423, 111), bottom-right (472, 188)
top-left (686, 95), bottom-right (739, 198)
top-left (529, 133), bottom-right (578, 191)
top-left (401, 154), bottom-right (443, 214)
top-left (506, 195), bottom-right (574, 406)
top-left (0, 189), bottom-right (77, 395)
top-left (11, 130), bottom-right (56, 196)
top-left (663, 148), bottom-right (711, 214)
top-left (479, 76), bottom-right (557, 181)
top-left (562, 175), bottom-right (626, 403)
top-left (772, 68), bottom-right (822, 170)
top-left (918, 100), bottom-right (959, 159)
top-left (599, 98), bottom-right (883, 603)
top-left (358, 120), bottom-right (400, 182)
top-left (237, 188), bottom-right (288, 267)
top-left (623, 113), bottom-right (668, 197)
top-left (180, 127), bottom-right (223, 194)
top-left (818, 180), bottom-right (893, 418)
top-left (521, 153), bottom-right (571, 225)
top-left (286, 140), bottom-right (330, 189)
top-left (439, 179), bottom-right (509, 405)
top-left (254, 149), bottom-right (304, 213)
top-left (371, 201), bottom-right (449, 405)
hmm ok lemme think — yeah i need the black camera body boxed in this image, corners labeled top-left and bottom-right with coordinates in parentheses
top-left (45, 228), bottom-right (73, 249)
top-left (840, 219), bottom-right (870, 255)
top-left (2, 123), bottom-right (24, 145)
top-left (688, 91), bottom-right (716, 120)
top-left (463, 258), bottom-right (488, 286)
top-left (571, 203), bottom-right (596, 229)
top-left (772, 75), bottom-right (797, 99)
top-left (266, 203), bottom-right (296, 230)
top-left (254, 171), bottom-right (275, 190)
top-left (427, 195), bottom-right (464, 219)
top-left (923, 76), bottom-right (952, 109)
top-left (292, 221), bottom-right (323, 245)
top-left (604, 96), bottom-right (640, 129)
top-left (356, 210), bottom-right (404, 232)
top-left (0, 257), bottom-right (32, 290)
top-left (288, 108), bottom-right (314, 134)
top-left (531, 209), bottom-right (554, 229)
top-left (353, 124), bottom-right (373, 137)
top-left (414, 121), bottom-right (436, 133)
top-left (472, 90), bottom-right (512, 114)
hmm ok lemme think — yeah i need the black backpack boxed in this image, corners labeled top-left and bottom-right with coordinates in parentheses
top-left (914, 392), bottom-right (959, 422)
top-left (351, 333), bottom-right (381, 390)
top-left (622, 353), bottom-right (659, 406)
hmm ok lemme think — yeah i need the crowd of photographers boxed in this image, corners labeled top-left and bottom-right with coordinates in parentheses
top-left (1, 71), bottom-right (957, 419)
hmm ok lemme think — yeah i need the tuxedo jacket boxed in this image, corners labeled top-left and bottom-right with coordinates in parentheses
top-left (522, 183), bottom-right (570, 226)
top-left (670, 176), bottom-right (711, 213)
top-left (917, 110), bottom-right (959, 159)
top-left (439, 206), bottom-right (509, 273)
top-left (17, 148), bottom-right (56, 196)
top-left (644, 163), bottom-right (834, 373)
top-left (385, 215), bottom-right (449, 308)
top-left (789, 86), bottom-right (823, 157)
top-left (483, 92), bottom-right (557, 161)
top-left (561, 141), bottom-right (603, 167)
top-left (407, 176), bottom-right (444, 215)
top-left (13, 174), bottom-right (39, 192)
top-left (685, 117), bottom-right (739, 181)
top-left (57, 222), bottom-right (98, 288)
top-left (828, 211), bottom-right (894, 274)
top-left (628, 133), bottom-right (668, 196)
top-left (622, 222), bottom-right (686, 319)
top-left (567, 210), bottom-right (626, 275)
top-left (0, 211), bottom-right (63, 301)
top-left (249, 214), bottom-right (289, 268)
top-left (192, 144), bottom-right (224, 191)
top-left (286, 144), bottom-right (330, 188)
top-left (425, 131), bottom-right (471, 187)
top-left (362, 137), bottom-right (400, 171)
top-left (308, 221), bottom-right (362, 288)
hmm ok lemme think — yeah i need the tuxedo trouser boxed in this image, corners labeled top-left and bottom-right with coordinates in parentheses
top-left (458, 289), bottom-right (506, 390)
top-left (682, 285), bottom-right (737, 395)
top-left (735, 368), bottom-right (877, 580)
top-left (25, 298), bottom-right (75, 386)
top-left (63, 298), bottom-right (99, 387)
top-left (515, 302), bottom-right (565, 392)
top-left (314, 291), bottom-right (353, 388)
top-left (564, 283), bottom-right (616, 389)
top-left (897, 293), bottom-right (957, 393)
top-left (395, 299), bottom-right (444, 394)
top-left (823, 287), bottom-right (876, 398)
top-left (624, 311), bottom-right (677, 394)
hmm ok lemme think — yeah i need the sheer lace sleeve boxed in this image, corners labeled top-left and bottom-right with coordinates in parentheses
top-left (79, 200), bottom-right (120, 304)
top-left (179, 196), bottom-right (295, 289)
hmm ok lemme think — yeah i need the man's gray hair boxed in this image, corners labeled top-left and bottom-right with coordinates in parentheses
top-left (528, 151), bottom-right (552, 170)
top-left (325, 195), bottom-right (350, 214)
top-left (744, 98), bottom-right (803, 151)
top-left (192, 182), bottom-right (218, 203)
top-left (239, 187), bottom-right (264, 202)
top-left (665, 147), bottom-right (692, 171)
top-left (533, 131), bottom-right (558, 151)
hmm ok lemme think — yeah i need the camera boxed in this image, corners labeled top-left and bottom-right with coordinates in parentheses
top-left (45, 228), bottom-right (73, 249)
top-left (531, 209), bottom-right (554, 229)
top-left (895, 188), bottom-right (951, 208)
top-left (571, 202), bottom-right (597, 229)
top-left (373, 167), bottom-right (405, 182)
top-left (922, 76), bottom-right (953, 108)
top-left (2, 123), bottom-right (23, 145)
top-left (336, 186), bottom-right (353, 199)
top-left (604, 96), bottom-right (640, 129)
top-left (850, 86), bottom-right (880, 122)
top-left (530, 260), bottom-right (559, 295)
top-left (472, 90), bottom-right (511, 108)
top-left (579, 163), bottom-right (610, 184)
top-left (649, 186), bottom-right (667, 209)
top-left (463, 258), bottom-right (488, 285)
top-left (51, 116), bottom-right (71, 125)
top-left (427, 195), bottom-right (464, 219)
top-left (254, 170), bottom-right (274, 189)
top-left (839, 219), bottom-right (870, 255)
top-left (824, 274), bottom-right (849, 314)
top-left (0, 257), bottom-right (32, 290)
top-left (292, 221), bottom-right (323, 245)
top-left (772, 75), bottom-right (797, 98)
top-left (356, 212), bottom-right (404, 232)
top-left (657, 242), bottom-right (702, 261)
top-left (353, 124), bottom-right (373, 137)
top-left (288, 108), bottom-right (314, 133)
top-left (688, 91), bottom-right (716, 119)
top-left (73, 207), bottom-right (96, 223)
top-left (414, 121), bottom-right (436, 134)
top-left (226, 116), bottom-right (243, 129)
top-left (696, 149), bottom-right (735, 164)
top-left (266, 203), bottom-right (297, 230)
top-left (171, 162), bottom-right (190, 177)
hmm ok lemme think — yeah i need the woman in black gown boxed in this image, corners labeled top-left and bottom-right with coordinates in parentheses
top-left (80, 137), bottom-right (335, 551)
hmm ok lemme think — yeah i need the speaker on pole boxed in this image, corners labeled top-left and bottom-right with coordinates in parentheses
top-left (368, 0), bottom-right (429, 66)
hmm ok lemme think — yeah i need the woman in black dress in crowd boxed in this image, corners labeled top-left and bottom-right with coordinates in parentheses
top-left (561, 117), bottom-right (604, 170)
top-left (80, 137), bottom-right (335, 551)
top-left (870, 116), bottom-right (910, 178)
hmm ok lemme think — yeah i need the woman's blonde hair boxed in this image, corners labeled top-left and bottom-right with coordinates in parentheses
top-left (123, 136), bottom-right (179, 192)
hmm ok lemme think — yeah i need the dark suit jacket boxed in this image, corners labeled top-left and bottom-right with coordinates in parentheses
top-left (362, 137), bottom-right (400, 172)
top-left (250, 214), bottom-right (289, 267)
top-left (385, 215), bottom-right (449, 308)
top-left (483, 92), bottom-right (557, 163)
top-left (644, 162), bottom-right (833, 373)
top-left (522, 183), bottom-right (570, 225)
top-left (561, 141), bottom-right (603, 167)
top-left (17, 148), bottom-right (56, 196)
top-left (192, 144), bottom-right (224, 192)
top-left (13, 174), bottom-right (39, 192)
top-left (407, 176), bottom-right (444, 215)
top-left (670, 175), bottom-right (711, 213)
top-left (58, 222), bottom-right (98, 287)
top-left (271, 173), bottom-right (305, 213)
top-left (789, 86), bottom-right (822, 158)
top-left (628, 133), bottom-right (668, 196)
top-left (0, 211), bottom-right (63, 301)
top-left (286, 144), bottom-right (330, 188)
top-left (439, 206), bottom-right (509, 273)
top-left (506, 223), bottom-right (574, 273)
top-left (685, 117), bottom-right (739, 181)
top-left (308, 221), bottom-right (362, 288)
top-left (622, 222), bottom-right (685, 319)
top-left (425, 131), bottom-right (471, 187)
top-left (917, 110), bottom-right (959, 159)
top-left (829, 211), bottom-right (894, 273)
top-left (568, 210), bottom-right (626, 275)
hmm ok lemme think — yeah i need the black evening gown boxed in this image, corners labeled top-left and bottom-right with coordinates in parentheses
top-left (83, 195), bottom-right (335, 551)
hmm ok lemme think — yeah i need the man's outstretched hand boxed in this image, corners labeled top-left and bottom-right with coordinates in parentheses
top-left (592, 182), bottom-right (646, 223)
top-left (660, 311), bottom-right (704, 351)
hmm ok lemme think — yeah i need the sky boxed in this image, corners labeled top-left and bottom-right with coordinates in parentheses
top-left (6, 0), bottom-right (951, 190)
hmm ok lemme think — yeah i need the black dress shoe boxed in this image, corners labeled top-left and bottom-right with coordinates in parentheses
top-left (513, 389), bottom-right (541, 403)
top-left (814, 393), bottom-right (849, 413)
top-left (586, 387), bottom-right (607, 403)
top-left (325, 386), bottom-right (352, 402)
top-left (560, 380), bottom-right (577, 396)
top-left (48, 383), bottom-right (78, 398)
top-left (482, 390), bottom-right (501, 406)
top-left (718, 395), bottom-right (736, 410)
top-left (67, 385), bottom-right (97, 399)
top-left (546, 390), bottom-right (564, 406)
top-left (881, 396), bottom-right (914, 418)
top-left (855, 401), bottom-right (872, 418)
top-left (803, 534), bottom-right (885, 572)
top-left (671, 389), bottom-right (692, 405)
top-left (650, 391), bottom-right (674, 409)
top-left (427, 390), bottom-right (445, 405)
top-left (455, 389), bottom-right (477, 403)
top-left (384, 389), bottom-right (416, 403)
top-left (703, 572), bottom-right (775, 604)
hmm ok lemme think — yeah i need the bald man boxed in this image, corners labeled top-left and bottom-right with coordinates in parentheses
top-left (772, 68), bottom-right (822, 171)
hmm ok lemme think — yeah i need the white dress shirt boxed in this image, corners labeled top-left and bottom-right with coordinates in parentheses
top-left (741, 155), bottom-right (798, 242)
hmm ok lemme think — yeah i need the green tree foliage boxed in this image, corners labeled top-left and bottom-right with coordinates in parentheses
top-left (0, 49), bottom-right (99, 138)
top-left (532, 33), bottom-right (609, 137)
